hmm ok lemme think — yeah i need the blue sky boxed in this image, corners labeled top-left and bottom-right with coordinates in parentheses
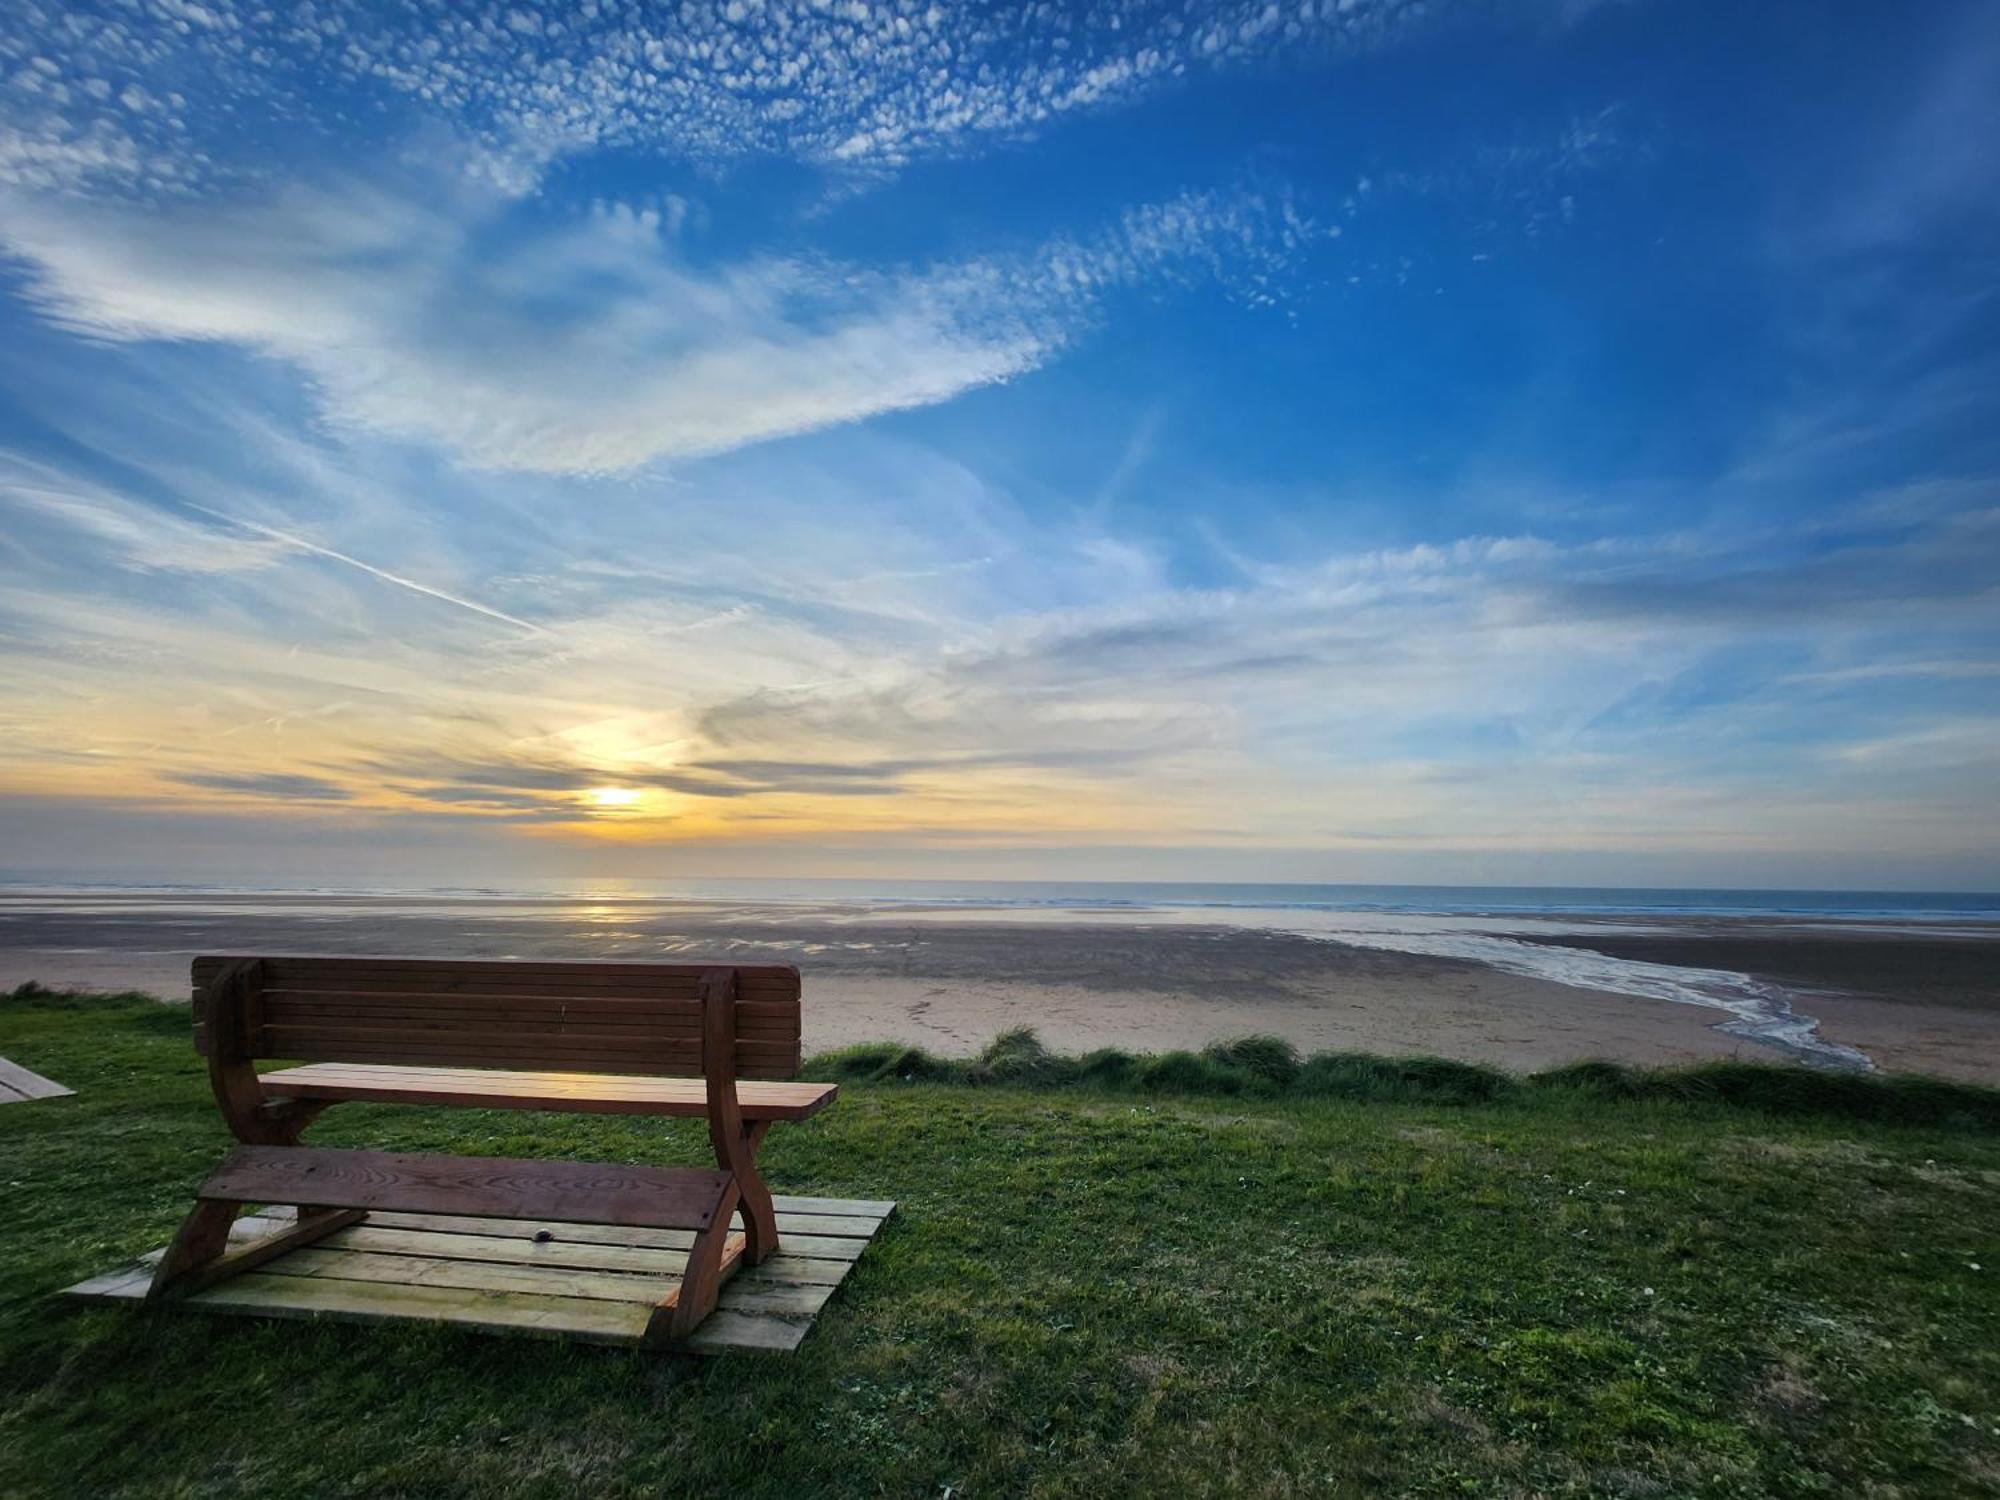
top-left (0, 0), bottom-right (1995, 888)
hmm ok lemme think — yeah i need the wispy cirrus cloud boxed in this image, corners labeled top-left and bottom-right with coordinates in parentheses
top-left (0, 176), bottom-right (1325, 473)
top-left (0, 451), bottom-right (540, 631)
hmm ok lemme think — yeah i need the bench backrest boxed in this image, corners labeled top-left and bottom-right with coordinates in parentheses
top-left (191, 955), bottom-right (803, 1080)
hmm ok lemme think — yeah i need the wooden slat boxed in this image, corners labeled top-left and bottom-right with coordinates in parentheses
top-left (714, 1280), bottom-right (838, 1318)
top-left (255, 1024), bottom-right (799, 1063)
top-left (230, 1032), bottom-right (799, 1078)
top-left (64, 1264), bottom-right (154, 1299)
top-left (772, 1193), bottom-right (898, 1217)
top-left (330, 1219), bottom-right (873, 1265)
top-left (275, 1245), bottom-right (689, 1304)
top-left (257, 1064), bottom-right (837, 1120)
top-left (332, 1224), bottom-right (714, 1276)
top-left (193, 955), bottom-right (801, 997)
top-left (198, 1146), bottom-right (731, 1231)
top-left (241, 1040), bottom-right (801, 1083)
top-left (188, 1271), bottom-right (652, 1345)
top-left (0, 1056), bottom-right (73, 1100)
top-left (262, 1062), bottom-right (822, 1095)
top-left (256, 1012), bottom-right (796, 1048)
top-left (683, 1310), bottom-right (812, 1353)
top-left (258, 990), bottom-right (802, 1021)
top-left (362, 1207), bottom-right (881, 1246)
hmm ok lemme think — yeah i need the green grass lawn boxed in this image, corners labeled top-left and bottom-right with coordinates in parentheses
top-left (3, 986), bottom-right (1998, 1498)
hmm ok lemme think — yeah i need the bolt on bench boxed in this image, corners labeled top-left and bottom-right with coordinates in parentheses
top-left (151, 955), bottom-right (839, 1346)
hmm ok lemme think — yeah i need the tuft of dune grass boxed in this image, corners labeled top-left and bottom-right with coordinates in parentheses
top-left (805, 1024), bottom-right (2000, 1131)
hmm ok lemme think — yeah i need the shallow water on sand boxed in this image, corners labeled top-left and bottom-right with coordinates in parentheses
top-left (2, 880), bottom-right (1994, 1071)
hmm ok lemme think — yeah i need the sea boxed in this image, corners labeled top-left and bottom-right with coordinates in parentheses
top-left (3, 877), bottom-right (1995, 1071)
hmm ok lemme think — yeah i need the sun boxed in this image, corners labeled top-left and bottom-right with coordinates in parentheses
top-left (584, 786), bottom-right (642, 808)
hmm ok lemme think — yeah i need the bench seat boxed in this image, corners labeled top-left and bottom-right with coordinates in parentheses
top-left (203, 1144), bottom-right (735, 1230)
top-left (260, 1062), bottom-right (838, 1121)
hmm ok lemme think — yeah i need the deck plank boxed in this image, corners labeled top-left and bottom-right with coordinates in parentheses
top-left (684, 1310), bottom-right (813, 1354)
top-left (771, 1193), bottom-right (897, 1217)
top-left (0, 1056), bottom-right (72, 1101)
top-left (59, 1195), bottom-right (893, 1353)
top-left (273, 1246), bottom-right (681, 1303)
top-left (353, 1211), bottom-right (872, 1260)
top-left (716, 1280), bottom-right (838, 1318)
top-left (190, 1271), bottom-right (652, 1344)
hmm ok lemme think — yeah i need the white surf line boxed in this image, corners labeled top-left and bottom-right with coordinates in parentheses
top-left (845, 899), bottom-right (1878, 1070)
top-left (1244, 915), bottom-right (1875, 1072)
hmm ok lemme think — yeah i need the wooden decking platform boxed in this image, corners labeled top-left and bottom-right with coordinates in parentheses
top-left (62, 1194), bottom-right (894, 1354)
top-left (0, 1056), bottom-right (72, 1104)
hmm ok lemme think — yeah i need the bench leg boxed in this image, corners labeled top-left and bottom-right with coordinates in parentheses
top-left (148, 1196), bottom-right (366, 1302)
top-left (148, 1198), bottom-right (243, 1300)
top-left (644, 1182), bottom-right (749, 1346)
top-left (228, 1095), bottom-right (338, 1233)
top-left (732, 1121), bottom-right (778, 1266)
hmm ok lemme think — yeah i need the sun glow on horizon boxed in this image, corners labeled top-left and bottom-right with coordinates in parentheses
top-left (584, 787), bottom-right (643, 809)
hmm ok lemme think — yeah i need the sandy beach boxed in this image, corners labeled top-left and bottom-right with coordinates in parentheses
top-left (2, 893), bottom-right (1995, 1081)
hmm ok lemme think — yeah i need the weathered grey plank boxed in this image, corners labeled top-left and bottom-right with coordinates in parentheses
top-left (63, 1264), bottom-right (153, 1300)
top-left (771, 1194), bottom-right (897, 1217)
top-left (0, 1056), bottom-right (72, 1100)
top-left (684, 1309), bottom-right (811, 1353)
top-left (716, 1279), bottom-right (838, 1318)
top-left (767, 1212), bottom-right (883, 1236)
top-left (328, 1225), bottom-right (694, 1276)
top-left (273, 1246), bottom-right (681, 1304)
top-left (729, 1254), bottom-right (853, 1288)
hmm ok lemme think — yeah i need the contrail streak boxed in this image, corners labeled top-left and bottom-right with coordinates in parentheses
top-left (182, 501), bottom-right (544, 635)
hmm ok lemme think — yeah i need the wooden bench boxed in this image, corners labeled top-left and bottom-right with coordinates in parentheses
top-left (150, 955), bottom-right (837, 1345)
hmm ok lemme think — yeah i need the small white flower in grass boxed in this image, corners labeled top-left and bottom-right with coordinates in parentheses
top-left (1643, 1287), bottom-right (1655, 1296)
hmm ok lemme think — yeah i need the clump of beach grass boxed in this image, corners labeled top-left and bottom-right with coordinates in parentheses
top-left (809, 1024), bottom-right (2000, 1129)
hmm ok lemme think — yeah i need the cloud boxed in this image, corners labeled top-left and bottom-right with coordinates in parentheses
top-left (2, 408), bottom-right (1993, 866)
top-left (0, 0), bottom-right (1442, 195)
top-left (0, 454), bottom-right (288, 575)
top-left (167, 771), bottom-right (353, 801)
top-left (175, 500), bottom-right (544, 634)
top-left (0, 177), bottom-right (1318, 474)
top-left (0, 447), bottom-right (543, 632)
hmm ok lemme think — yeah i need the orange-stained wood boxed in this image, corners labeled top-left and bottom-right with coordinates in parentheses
top-left (197, 1145), bottom-right (733, 1231)
top-left (163, 954), bottom-right (829, 1339)
top-left (190, 955), bottom-right (805, 1080)
top-left (147, 1208), bottom-right (366, 1302)
top-left (257, 1063), bottom-right (837, 1120)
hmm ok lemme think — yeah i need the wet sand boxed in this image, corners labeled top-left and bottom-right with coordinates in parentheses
top-left (1513, 923), bottom-right (2000, 1082)
top-left (6, 894), bottom-right (1996, 1079)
